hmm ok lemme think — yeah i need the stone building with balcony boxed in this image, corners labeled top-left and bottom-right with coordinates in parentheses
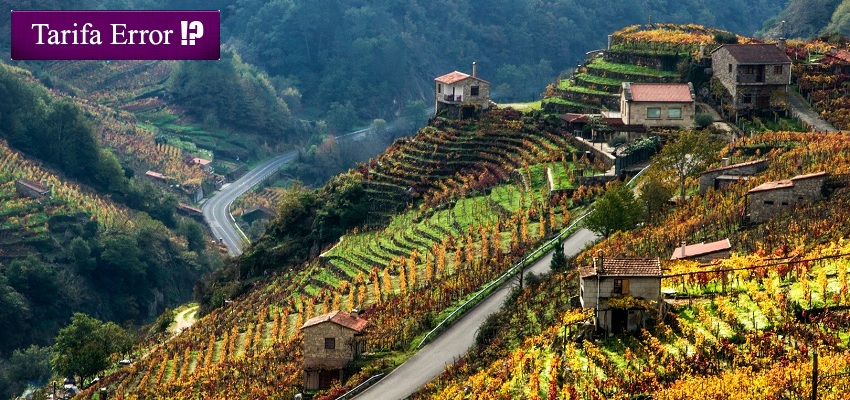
top-left (579, 254), bottom-right (662, 334)
top-left (434, 62), bottom-right (490, 118)
top-left (711, 43), bottom-right (792, 112)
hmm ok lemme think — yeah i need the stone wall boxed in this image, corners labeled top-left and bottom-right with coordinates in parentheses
top-left (302, 323), bottom-right (357, 367)
top-left (748, 175), bottom-right (826, 224)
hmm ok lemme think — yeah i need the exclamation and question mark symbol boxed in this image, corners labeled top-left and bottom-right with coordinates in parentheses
top-left (181, 21), bottom-right (204, 45)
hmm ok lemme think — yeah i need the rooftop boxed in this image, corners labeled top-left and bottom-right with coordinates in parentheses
top-left (192, 157), bottom-right (212, 166)
top-left (301, 310), bottom-right (369, 332)
top-left (748, 171), bottom-right (827, 193)
top-left (435, 70), bottom-right (489, 85)
top-left (624, 82), bottom-right (695, 103)
top-left (16, 179), bottom-right (49, 193)
top-left (670, 239), bottom-right (732, 260)
top-left (714, 43), bottom-right (792, 65)
top-left (701, 159), bottom-right (767, 175)
top-left (825, 49), bottom-right (850, 63)
top-left (580, 257), bottom-right (662, 278)
top-left (145, 171), bottom-right (166, 180)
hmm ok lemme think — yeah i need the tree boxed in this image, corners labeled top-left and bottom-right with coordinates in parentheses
top-left (653, 130), bottom-right (723, 202)
top-left (550, 240), bottom-right (568, 271)
top-left (52, 313), bottom-right (133, 385)
top-left (585, 182), bottom-right (642, 238)
top-left (638, 172), bottom-right (675, 224)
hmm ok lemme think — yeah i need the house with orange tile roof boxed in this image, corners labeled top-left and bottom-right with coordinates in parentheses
top-left (620, 82), bottom-right (696, 129)
top-left (300, 310), bottom-right (369, 390)
top-left (580, 253), bottom-right (662, 334)
top-left (746, 172), bottom-right (826, 224)
top-left (434, 62), bottom-right (490, 118)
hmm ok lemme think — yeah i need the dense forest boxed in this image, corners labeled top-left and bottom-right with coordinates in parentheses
top-left (3, 0), bottom-right (786, 129)
top-left (760, 0), bottom-right (850, 39)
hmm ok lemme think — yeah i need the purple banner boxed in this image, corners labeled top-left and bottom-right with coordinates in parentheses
top-left (11, 10), bottom-right (220, 60)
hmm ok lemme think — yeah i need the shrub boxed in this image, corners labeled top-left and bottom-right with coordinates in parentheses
top-left (695, 113), bottom-right (715, 128)
top-left (607, 132), bottom-right (628, 148)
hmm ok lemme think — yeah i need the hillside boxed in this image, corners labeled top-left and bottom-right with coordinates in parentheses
top-left (414, 130), bottom-right (850, 399)
top-left (77, 107), bottom-right (616, 398)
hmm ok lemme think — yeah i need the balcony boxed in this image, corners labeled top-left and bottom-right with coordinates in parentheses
top-left (440, 94), bottom-right (463, 103)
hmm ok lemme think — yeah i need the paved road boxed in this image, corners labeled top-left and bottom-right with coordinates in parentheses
top-left (202, 151), bottom-right (298, 255)
top-left (788, 90), bottom-right (838, 132)
top-left (354, 228), bottom-right (600, 400)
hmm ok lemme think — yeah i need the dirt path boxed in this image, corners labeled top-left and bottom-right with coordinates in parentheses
top-left (788, 90), bottom-right (838, 132)
top-left (171, 304), bottom-right (199, 335)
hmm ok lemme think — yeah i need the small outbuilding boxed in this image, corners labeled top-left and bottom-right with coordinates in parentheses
top-left (670, 238), bottom-right (732, 263)
top-left (300, 310), bottom-right (369, 390)
top-left (15, 179), bottom-right (50, 199)
top-left (580, 254), bottom-right (662, 334)
top-left (698, 158), bottom-right (768, 194)
top-left (746, 171), bottom-right (827, 224)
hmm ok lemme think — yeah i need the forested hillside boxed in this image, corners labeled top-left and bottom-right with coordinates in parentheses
top-left (761, 0), bottom-right (850, 39)
top-left (3, 0), bottom-right (786, 127)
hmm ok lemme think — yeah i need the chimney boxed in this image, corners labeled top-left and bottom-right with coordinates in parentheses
top-left (350, 309), bottom-right (359, 319)
top-left (699, 43), bottom-right (705, 60)
top-left (607, 34), bottom-right (613, 51)
top-left (595, 250), bottom-right (604, 274)
top-left (721, 157), bottom-right (730, 167)
top-left (472, 61), bottom-right (477, 78)
top-left (778, 20), bottom-right (787, 50)
top-left (680, 241), bottom-right (687, 258)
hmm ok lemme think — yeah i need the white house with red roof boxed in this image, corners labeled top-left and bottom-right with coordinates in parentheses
top-left (620, 82), bottom-right (696, 129)
top-left (434, 62), bottom-right (490, 118)
top-left (300, 310), bottom-right (369, 390)
top-left (580, 253), bottom-right (662, 334)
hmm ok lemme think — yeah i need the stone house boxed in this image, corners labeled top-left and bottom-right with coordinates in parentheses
top-left (620, 82), bottom-right (696, 129)
top-left (190, 157), bottom-right (213, 174)
top-left (698, 158), bottom-right (768, 194)
top-left (15, 179), bottom-right (50, 199)
top-left (670, 238), bottom-right (732, 263)
top-left (746, 171), bottom-right (827, 224)
top-left (822, 49), bottom-right (850, 75)
top-left (434, 62), bottom-right (490, 118)
top-left (145, 170), bottom-right (167, 184)
top-left (241, 205), bottom-right (277, 224)
top-left (580, 255), bottom-right (662, 334)
top-left (711, 43), bottom-right (792, 112)
top-left (300, 310), bottom-right (369, 390)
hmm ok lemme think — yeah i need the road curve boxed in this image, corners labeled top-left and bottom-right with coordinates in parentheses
top-left (354, 228), bottom-right (600, 400)
top-left (201, 151), bottom-right (298, 255)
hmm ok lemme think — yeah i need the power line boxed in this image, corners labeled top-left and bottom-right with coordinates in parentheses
top-left (662, 252), bottom-right (850, 279)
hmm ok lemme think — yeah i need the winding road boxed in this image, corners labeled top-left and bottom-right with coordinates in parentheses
top-left (202, 151), bottom-right (298, 255)
top-left (353, 228), bottom-right (600, 400)
top-left (201, 127), bottom-right (373, 256)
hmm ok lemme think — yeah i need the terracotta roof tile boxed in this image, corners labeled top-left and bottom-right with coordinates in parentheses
top-left (826, 49), bottom-right (850, 63)
top-left (145, 170), bottom-right (166, 180)
top-left (300, 310), bottom-right (369, 332)
top-left (670, 239), bottom-right (731, 260)
top-left (580, 258), bottom-right (662, 278)
top-left (435, 70), bottom-right (489, 84)
top-left (627, 83), bottom-right (694, 103)
top-left (748, 171), bottom-right (826, 193)
top-left (701, 159), bottom-right (767, 175)
top-left (715, 43), bottom-right (791, 64)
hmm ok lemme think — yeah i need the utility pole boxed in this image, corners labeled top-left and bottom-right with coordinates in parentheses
top-left (811, 349), bottom-right (818, 400)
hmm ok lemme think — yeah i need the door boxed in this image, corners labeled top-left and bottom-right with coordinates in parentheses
top-left (611, 309), bottom-right (627, 334)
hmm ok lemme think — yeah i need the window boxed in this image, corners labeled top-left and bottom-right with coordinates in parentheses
top-left (741, 94), bottom-right (752, 104)
top-left (781, 201), bottom-right (789, 206)
top-left (763, 200), bottom-right (774, 205)
top-left (744, 66), bottom-right (755, 74)
top-left (647, 107), bottom-right (661, 119)
top-left (774, 65), bottom-right (783, 74)
top-left (667, 107), bottom-right (682, 119)
top-left (437, 84), bottom-right (442, 94)
top-left (324, 338), bottom-right (335, 350)
top-left (613, 279), bottom-right (629, 294)
top-left (471, 86), bottom-right (480, 96)
top-left (728, 64), bottom-right (732, 73)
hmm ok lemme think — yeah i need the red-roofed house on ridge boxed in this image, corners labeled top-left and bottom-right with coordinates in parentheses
top-left (746, 171), bottom-right (827, 224)
top-left (711, 43), bottom-right (792, 112)
top-left (434, 62), bottom-right (490, 118)
top-left (300, 310), bottom-right (369, 390)
top-left (620, 82), bottom-right (696, 129)
top-left (579, 253), bottom-right (662, 334)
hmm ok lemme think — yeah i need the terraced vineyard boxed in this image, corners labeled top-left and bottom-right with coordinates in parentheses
top-left (83, 109), bottom-right (611, 399)
top-left (415, 131), bottom-right (850, 399)
top-left (0, 140), bottom-right (128, 258)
